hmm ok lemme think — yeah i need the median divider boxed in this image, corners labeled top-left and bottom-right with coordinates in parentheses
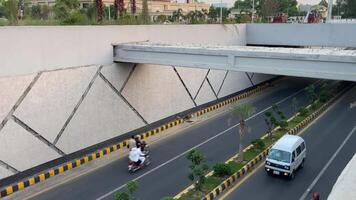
top-left (174, 83), bottom-right (351, 200)
top-left (0, 79), bottom-right (276, 198)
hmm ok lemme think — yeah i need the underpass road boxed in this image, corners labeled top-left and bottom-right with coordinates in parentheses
top-left (18, 78), bottom-right (316, 200)
top-left (224, 86), bottom-right (356, 200)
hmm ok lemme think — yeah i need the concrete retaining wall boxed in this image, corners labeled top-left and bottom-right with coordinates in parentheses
top-left (0, 25), bottom-right (275, 180)
top-left (246, 24), bottom-right (356, 48)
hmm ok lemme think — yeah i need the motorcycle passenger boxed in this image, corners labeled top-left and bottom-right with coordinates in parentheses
top-left (129, 145), bottom-right (146, 167)
top-left (134, 135), bottom-right (146, 152)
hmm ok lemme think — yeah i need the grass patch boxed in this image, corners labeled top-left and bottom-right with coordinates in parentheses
top-left (226, 161), bottom-right (245, 173)
top-left (179, 189), bottom-right (202, 200)
top-left (18, 19), bottom-right (60, 26)
top-left (244, 149), bottom-right (259, 161)
top-left (202, 176), bottom-right (223, 192)
top-left (0, 18), bottom-right (8, 26)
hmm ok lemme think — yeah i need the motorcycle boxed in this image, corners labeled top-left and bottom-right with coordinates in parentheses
top-left (128, 155), bottom-right (150, 173)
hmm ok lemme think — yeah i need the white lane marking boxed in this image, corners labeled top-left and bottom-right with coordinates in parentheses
top-left (350, 101), bottom-right (356, 109)
top-left (299, 125), bottom-right (356, 200)
top-left (96, 86), bottom-right (308, 200)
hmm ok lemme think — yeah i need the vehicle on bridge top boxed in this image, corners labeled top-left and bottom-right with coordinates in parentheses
top-left (265, 134), bottom-right (306, 180)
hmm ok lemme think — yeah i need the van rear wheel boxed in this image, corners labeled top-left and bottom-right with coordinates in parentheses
top-left (299, 159), bottom-right (305, 169)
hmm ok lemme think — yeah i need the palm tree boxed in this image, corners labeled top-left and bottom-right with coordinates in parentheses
top-left (114, 0), bottom-right (124, 19)
top-left (231, 104), bottom-right (256, 162)
top-left (172, 8), bottom-right (183, 23)
top-left (142, 0), bottom-right (149, 24)
top-left (131, 0), bottom-right (136, 14)
top-left (96, 0), bottom-right (104, 22)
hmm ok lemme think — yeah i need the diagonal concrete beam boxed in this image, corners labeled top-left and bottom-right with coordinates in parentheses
top-left (113, 42), bottom-right (356, 82)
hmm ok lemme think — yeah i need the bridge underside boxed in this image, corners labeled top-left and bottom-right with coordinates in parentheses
top-left (113, 42), bottom-right (356, 81)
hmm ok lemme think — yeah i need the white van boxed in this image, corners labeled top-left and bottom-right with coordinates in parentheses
top-left (265, 134), bottom-right (306, 179)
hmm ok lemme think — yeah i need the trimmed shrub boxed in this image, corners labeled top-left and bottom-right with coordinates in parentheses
top-left (311, 101), bottom-right (320, 110)
top-left (298, 107), bottom-right (309, 117)
top-left (251, 139), bottom-right (265, 151)
top-left (278, 120), bottom-right (288, 130)
top-left (213, 163), bottom-right (233, 177)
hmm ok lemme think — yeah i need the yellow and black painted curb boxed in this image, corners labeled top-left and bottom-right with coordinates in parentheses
top-left (193, 83), bottom-right (269, 117)
top-left (202, 149), bottom-right (270, 200)
top-left (0, 80), bottom-right (274, 198)
top-left (201, 86), bottom-right (349, 200)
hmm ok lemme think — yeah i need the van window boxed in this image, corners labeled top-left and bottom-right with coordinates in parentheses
top-left (268, 149), bottom-right (291, 163)
top-left (296, 146), bottom-right (302, 156)
top-left (301, 142), bottom-right (305, 151)
top-left (292, 152), bottom-right (295, 162)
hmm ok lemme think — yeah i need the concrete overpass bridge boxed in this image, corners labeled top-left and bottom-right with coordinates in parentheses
top-left (113, 24), bottom-right (356, 82)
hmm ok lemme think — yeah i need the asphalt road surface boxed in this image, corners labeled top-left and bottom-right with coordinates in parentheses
top-left (223, 86), bottom-right (356, 200)
top-left (19, 78), bottom-right (318, 200)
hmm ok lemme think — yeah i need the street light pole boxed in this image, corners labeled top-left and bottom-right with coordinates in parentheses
top-left (220, 0), bottom-right (223, 23)
top-left (108, 5), bottom-right (111, 20)
top-left (252, 0), bottom-right (255, 23)
top-left (327, 0), bottom-right (333, 22)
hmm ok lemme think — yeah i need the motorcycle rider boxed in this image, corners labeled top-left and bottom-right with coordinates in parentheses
top-left (133, 135), bottom-right (147, 153)
top-left (128, 135), bottom-right (136, 150)
top-left (129, 144), bottom-right (146, 167)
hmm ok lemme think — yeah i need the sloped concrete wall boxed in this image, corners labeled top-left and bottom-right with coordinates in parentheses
top-left (0, 25), bottom-right (274, 180)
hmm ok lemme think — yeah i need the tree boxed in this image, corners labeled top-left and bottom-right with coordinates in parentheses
top-left (131, 0), bottom-right (136, 14)
top-left (114, 180), bottom-right (138, 200)
top-left (155, 14), bottom-right (166, 23)
top-left (30, 4), bottom-right (41, 19)
top-left (318, 81), bottom-right (331, 103)
top-left (319, 0), bottom-right (328, 8)
top-left (40, 5), bottom-right (51, 20)
top-left (264, 104), bottom-right (287, 137)
top-left (114, 0), bottom-right (124, 19)
top-left (54, 0), bottom-right (85, 24)
top-left (0, 0), bottom-right (5, 18)
top-left (234, 0), bottom-right (256, 13)
top-left (342, 0), bottom-right (356, 18)
top-left (30, 4), bottom-right (50, 19)
top-left (208, 5), bottom-right (218, 23)
top-left (3, 0), bottom-right (18, 24)
top-left (232, 104), bottom-right (256, 162)
top-left (272, 104), bottom-right (287, 130)
top-left (54, 0), bottom-right (79, 19)
top-left (187, 149), bottom-right (209, 191)
top-left (237, 14), bottom-right (251, 23)
top-left (185, 10), bottom-right (205, 24)
top-left (171, 8), bottom-right (183, 23)
top-left (81, 3), bottom-right (96, 23)
top-left (96, 0), bottom-right (103, 23)
top-left (277, 0), bottom-right (298, 16)
top-left (260, 0), bottom-right (279, 19)
top-left (305, 84), bottom-right (318, 104)
top-left (264, 111), bottom-right (277, 137)
top-left (141, 0), bottom-right (149, 24)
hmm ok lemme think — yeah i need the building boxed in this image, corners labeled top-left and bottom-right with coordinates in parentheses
top-left (31, 0), bottom-right (210, 18)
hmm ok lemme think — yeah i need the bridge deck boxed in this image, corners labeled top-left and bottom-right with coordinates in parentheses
top-left (113, 42), bottom-right (356, 81)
